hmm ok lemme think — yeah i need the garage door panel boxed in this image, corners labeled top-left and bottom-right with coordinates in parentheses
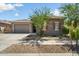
top-left (14, 24), bottom-right (29, 33)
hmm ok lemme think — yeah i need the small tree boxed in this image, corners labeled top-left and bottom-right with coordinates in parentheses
top-left (30, 7), bottom-right (52, 36)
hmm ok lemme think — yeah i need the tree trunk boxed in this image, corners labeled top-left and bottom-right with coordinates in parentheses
top-left (36, 28), bottom-right (40, 35)
top-left (36, 27), bottom-right (44, 36)
top-left (70, 39), bottom-right (73, 50)
top-left (68, 38), bottom-right (73, 51)
top-left (76, 39), bottom-right (79, 53)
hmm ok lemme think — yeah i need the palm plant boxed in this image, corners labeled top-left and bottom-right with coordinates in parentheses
top-left (60, 4), bottom-right (79, 52)
top-left (60, 4), bottom-right (79, 27)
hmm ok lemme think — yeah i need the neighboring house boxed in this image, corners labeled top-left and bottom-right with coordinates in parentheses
top-left (0, 21), bottom-right (12, 33)
top-left (0, 16), bottom-right (64, 36)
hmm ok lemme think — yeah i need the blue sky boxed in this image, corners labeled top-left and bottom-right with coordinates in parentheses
top-left (0, 3), bottom-right (63, 20)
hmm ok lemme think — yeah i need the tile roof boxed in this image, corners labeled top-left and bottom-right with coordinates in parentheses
top-left (50, 16), bottom-right (64, 19)
top-left (0, 20), bottom-right (11, 24)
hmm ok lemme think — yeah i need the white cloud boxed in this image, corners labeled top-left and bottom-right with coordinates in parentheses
top-left (0, 3), bottom-right (23, 11)
top-left (0, 3), bottom-right (15, 10)
top-left (14, 4), bottom-right (23, 7)
top-left (15, 13), bottom-right (19, 16)
top-left (53, 9), bottom-right (63, 16)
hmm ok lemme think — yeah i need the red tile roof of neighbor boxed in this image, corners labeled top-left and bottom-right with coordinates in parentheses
top-left (0, 20), bottom-right (11, 24)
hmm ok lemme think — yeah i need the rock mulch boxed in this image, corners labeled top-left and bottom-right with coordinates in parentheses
top-left (1, 44), bottom-right (72, 53)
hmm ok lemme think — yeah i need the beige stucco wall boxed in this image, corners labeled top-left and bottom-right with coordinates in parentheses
top-left (44, 18), bottom-right (64, 36)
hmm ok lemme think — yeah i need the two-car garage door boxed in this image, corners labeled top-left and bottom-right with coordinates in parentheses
top-left (14, 24), bottom-right (30, 33)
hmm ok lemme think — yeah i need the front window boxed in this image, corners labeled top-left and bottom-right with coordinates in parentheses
top-left (54, 22), bottom-right (59, 31)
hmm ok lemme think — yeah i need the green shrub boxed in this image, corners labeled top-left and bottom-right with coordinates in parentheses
top-left (62, 26), bottom-right (69, 35)
top-left (69, 28), bottom-right (75, 40)
top-left (69, 26), bottom-right (79, 40)
top-left (75, 27), bottom-right (79, 40)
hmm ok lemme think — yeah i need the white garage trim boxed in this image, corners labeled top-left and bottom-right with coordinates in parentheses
top-left (29, 24), bottom-right (32, 33)
top-left (12, 24), bottom-right (14, 32)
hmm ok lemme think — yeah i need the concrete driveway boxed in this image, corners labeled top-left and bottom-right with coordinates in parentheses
top-left (0, 33), bottom-right (30, 51)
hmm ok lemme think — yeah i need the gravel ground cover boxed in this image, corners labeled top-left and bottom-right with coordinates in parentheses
top-left (1, 44), bottom-right (72, 53)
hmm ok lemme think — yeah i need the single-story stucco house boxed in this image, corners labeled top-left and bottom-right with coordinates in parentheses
top-left (0, 16), bottom-right (64, 36)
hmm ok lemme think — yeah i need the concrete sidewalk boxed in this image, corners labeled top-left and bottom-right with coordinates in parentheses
top-left (20, 37), bottom-right (76, 45)
top-left (40, 37), bottom-right (76, 45)
top-left (0, 53), bottom-right (78, 56)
